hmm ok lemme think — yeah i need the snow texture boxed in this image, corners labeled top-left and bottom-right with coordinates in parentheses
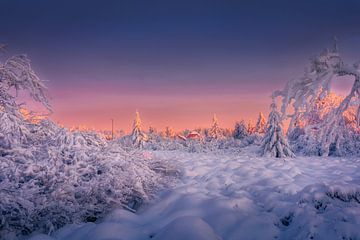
top-left (29, 148), bottom-right (360, 240)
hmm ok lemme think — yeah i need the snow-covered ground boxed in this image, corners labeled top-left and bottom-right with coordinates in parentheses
top-left (30, 146), bottom-right (360, 240)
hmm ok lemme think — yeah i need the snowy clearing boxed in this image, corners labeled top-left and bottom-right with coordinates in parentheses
top-left (30, 147), bottom-right (360, 240)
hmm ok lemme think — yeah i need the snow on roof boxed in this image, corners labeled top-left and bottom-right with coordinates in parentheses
top-left (186, 131), bottom-right (201, 138)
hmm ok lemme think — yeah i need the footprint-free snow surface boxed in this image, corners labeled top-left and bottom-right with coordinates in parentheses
top-left (30, 147), bottom-right (360, 240)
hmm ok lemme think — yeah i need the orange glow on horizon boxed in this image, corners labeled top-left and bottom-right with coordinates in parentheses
top-left (47, 92), bottom-right (272, 133)
top-left (19, 84), bottom-right (357, 134)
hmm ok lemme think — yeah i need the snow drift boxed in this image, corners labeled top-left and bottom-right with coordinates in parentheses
top-left (28, 149), bottom-right (360, 240)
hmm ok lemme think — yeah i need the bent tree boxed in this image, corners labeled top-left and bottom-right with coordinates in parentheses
top-left (274, 39), bottom-right (360, 156)
top-left (0, 45), bottom-right (51, 145)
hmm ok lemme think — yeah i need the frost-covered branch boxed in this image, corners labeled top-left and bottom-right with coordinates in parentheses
top-left (274, 39), bottom-right (360, 155)
top-left (0, 47), bottom-right (51, 145)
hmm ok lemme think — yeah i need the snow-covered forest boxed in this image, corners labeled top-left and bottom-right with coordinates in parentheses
top-left (1, 42), bottom-right (360, 240)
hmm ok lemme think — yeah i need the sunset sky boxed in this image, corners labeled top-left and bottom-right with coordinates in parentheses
top-left (1, 0), bottom-right (360, 131)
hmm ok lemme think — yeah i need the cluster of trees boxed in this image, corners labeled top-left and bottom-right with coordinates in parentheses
top-left (125, 108), bottom-right (295, 158)
top-left (0, 47), bottom-right (176, 238)
top-left (121, 87), bottom-right (359, 158)
top-left (122, 41), bottom-right (360, 158)
top-left (128, 111), bottom-right (268, 142)
top-left (233, 114), bottom-right (264, 139)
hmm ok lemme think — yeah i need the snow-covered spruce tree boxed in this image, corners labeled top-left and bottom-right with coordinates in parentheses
top-left (222, 128), bottom-right (233, 138)
top-left (131, 110), bottom-right (148, 148)
top-left (165, 126), bottom-right (175, 138)
top-left (255, 112), bottom-right (266, 134)
top-left (274, 38), bottom-right (360, 156)
top-left (0, 46), bottom-right (51, 146)
top-left (148, 126), bottom-right (157, 135)
top-left (247, 119), bottom-right (255, 135)
top-left (261, 99), bottom-right (295, 158)
top-left (208, 114), bottom-right (223, 140)
top-left (287, 116), bottom-right (305, 142)
top-left (233, 120), bottom-right (248, 139)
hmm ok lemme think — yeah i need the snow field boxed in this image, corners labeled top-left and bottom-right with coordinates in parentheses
top-left (30, 147), bottom-right (360, 240)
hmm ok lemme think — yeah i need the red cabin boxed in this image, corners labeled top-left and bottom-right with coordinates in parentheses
top-left (186, 131), bottom-right (201, 139)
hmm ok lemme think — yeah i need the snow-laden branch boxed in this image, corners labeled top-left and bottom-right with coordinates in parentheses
top-left (0, 48), bottom-right (51, 145)
top-left (274, 39), bottom-right (360, 155)
top-left (0, 54), bottom-right (51, 111)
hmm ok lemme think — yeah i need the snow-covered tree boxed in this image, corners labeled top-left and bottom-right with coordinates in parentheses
top-left (148, 126), bottom-right (157, 135)
top-left (222, 128), bottom-right (233, 138)
top-left (274, 39), bottom-right (360, 156)
top-left (305, 92), bottom-right (343, 126)
top-left (247, 119), bottom-right (255, 135)
top-left (287, 116), bottom-right (305, 142)
top-left (255, 112), bottom-right (266, 134)
top-left (261, 99), bottom-right (295, 158)
top-left (131, 111), bottom-right (148, 147)
top-left (288, 94), bottom-right (339, 144)
top-left (233, 120), bottom-right (248, 139)
top-left (165, 126), bottom-right (175, 138)
top-left (208, 114), bottom-right (223, 140)
top-left (0, 47), bottom-right (51, 146)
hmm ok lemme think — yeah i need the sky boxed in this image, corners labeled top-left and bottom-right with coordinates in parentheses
top-left (1, 0), bottom-right (360, 131)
